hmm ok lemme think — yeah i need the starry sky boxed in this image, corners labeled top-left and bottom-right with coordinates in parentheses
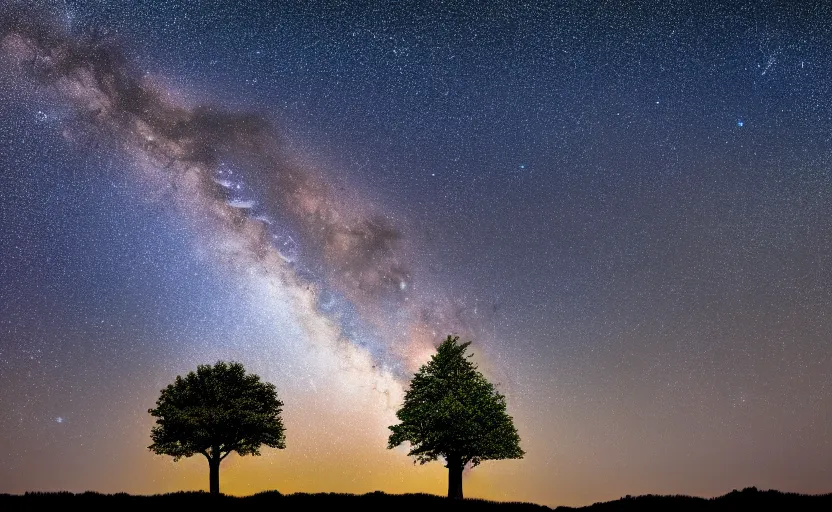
top-left (0, 0), bottom-right (830, 507)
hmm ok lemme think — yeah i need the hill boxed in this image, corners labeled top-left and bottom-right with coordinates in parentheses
top-left (555, 487), bottom-right (832, 511)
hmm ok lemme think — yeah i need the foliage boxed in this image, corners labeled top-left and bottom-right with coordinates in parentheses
top-left (388, 335), bottom-right (524, 468)
top-left (148, 361), bottom-right (286, 462)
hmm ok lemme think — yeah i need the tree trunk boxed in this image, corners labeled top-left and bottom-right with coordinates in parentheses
top-left (209, 455), bottom-right (220, 495)
top-left (447, 454), bottom-right (464, 499)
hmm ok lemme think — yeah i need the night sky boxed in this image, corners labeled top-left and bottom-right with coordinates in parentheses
top-left (1, 1), bottom-right (831, 507)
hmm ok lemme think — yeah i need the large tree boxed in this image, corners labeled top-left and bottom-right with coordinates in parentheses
top-left (148, 361), bottom-right (286, 495)
top-left (388, 335), bottom-right (524, 499)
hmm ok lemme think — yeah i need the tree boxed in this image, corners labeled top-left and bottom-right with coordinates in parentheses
top-left (148, 361), bottom-right (286, 495)
top-left (388, 335), bottom-right (524, 499)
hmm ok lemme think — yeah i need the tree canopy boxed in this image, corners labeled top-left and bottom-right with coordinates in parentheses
top-left (148, 361), bottom-right (286, 494)
top-left (388, 335), bottom-right (523, 499)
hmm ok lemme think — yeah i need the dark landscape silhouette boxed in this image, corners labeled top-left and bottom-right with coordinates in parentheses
top-left (2, 487), bottom-right (831, 511)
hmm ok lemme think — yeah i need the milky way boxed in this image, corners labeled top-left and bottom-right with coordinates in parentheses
top-left (0, 7), bottom-right (481, 383)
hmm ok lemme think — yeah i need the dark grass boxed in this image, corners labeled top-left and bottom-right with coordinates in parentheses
top-left (1, 487), bottom-right (831, 511)
top-left (0, 490), bottom-right (549, 511)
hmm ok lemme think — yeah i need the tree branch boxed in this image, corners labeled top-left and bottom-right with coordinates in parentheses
top-left (220, 446), bottom-right (237, 460)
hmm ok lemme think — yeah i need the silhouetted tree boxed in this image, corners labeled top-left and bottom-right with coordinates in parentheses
top-left (388, 335), bottom-right (524, 499)
top-left (148, 361), bottom-right (286, 495)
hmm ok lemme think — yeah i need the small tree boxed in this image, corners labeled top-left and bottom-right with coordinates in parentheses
top-left (388, 335), bottom-right (524, 499)
top-left (148, 361), bottom-right (286, 495)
